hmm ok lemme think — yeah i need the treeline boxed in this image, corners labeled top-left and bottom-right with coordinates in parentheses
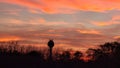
top-left (0, 41), bottom-right (41, 56)
top-left (0, 41), bottom-right (120, 61)
top-left (86, 42), bottom-right (120, 61)
top-left (0, 41), bottom-right (83, 61)
top-left (0, 41), bottom-right (120, 68)
top-left (86, 42), bottom-right (120, 68)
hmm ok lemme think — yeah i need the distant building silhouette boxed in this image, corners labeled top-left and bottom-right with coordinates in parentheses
top-left (48, 39), bottom-right (54, 60)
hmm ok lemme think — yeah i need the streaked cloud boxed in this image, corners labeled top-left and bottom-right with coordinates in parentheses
top-left (76, 29), bottom-right (101, 34)
top-left (114, 36), bottom-right (120, 39)
top-left (113, 35), bottom-right (120, 42)
top-left (91, 15), bottom-right (120, 26)
top-left (91, 21), bottom-right (116, 26)
top-left (0, 33), bottom-right (21, 41)
top-left (1, 0), bottom-right (120, 14)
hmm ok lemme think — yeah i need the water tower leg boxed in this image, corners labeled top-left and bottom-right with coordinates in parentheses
top-left (49, 48), bottom-right (53, 60)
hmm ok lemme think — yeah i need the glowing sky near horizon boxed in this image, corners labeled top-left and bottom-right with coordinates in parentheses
top-left (0, 0), bottom-right (120, 51)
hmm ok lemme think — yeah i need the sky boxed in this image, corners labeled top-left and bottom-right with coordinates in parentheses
top-left (0, 0), bottom-right (120, 52)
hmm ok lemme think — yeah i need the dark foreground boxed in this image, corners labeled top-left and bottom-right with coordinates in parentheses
top-left (0, 56), bottom-right (120, 68)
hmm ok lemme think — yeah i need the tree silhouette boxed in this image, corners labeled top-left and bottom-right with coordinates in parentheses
top-left (112, 42), bottom-right (120, 60)
top-left (100, 42), bottom-right (114, 54)
top-left (60, 51), bottom-right (71, 61)
top-left (73, 51), bottom-right (83, 61)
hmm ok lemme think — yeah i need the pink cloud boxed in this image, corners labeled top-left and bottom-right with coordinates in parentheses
top-left (91, 15), bottom-right (120, 26)
top-left (1, 0), bottom-right (120, 14)
top-left (0, 9), bottom-right (20, 15)
top-left (76, 29), bottom-right (101, 34)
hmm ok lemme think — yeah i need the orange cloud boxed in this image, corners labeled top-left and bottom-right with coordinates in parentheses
top-left (0, 18), bottom-right (24, 25)
top-left (113, 36), bottom-right (120, 39)
top-left (102, 0), bottom-right (120, 3)
top-left (91, 22), bottom-right (113, 26)
top-left (29, 18), bottom-right (68, 26)
top-left (112, 15), bottom-right (120, 21)
top-left (28, 9), bottom-right (40, 14)
top-left (0, 38), bottom-right (20, 41)
top-left (0, 9), bottom-right (20, 15)
top-left (39, 18), bottom-right (46, 23)
top-left (0, 36), bottom-right (21, 41)
top-left (1, 0), bottom-right (120, 14)
top-left (9, 19), bottom-right (23, 24)
top-left (0, 33), bottom-right (23, 41)
top-left (113, 36), bottom-right (120, 42)
top-left (1, 17), bottom-right (64, 26)
top-left (91, 15), bottom-right (120, 26)
top-left (34, 34), bottom-right (63, 37)
top-left (77, 29), bottom-right (101, 34)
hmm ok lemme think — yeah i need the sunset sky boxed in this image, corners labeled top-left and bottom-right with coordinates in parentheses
top-left (0, 0), bottom-right (120, 51)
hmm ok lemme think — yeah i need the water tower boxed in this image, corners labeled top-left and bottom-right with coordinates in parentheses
top-left (48, 39), bottom-right (54, 60)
